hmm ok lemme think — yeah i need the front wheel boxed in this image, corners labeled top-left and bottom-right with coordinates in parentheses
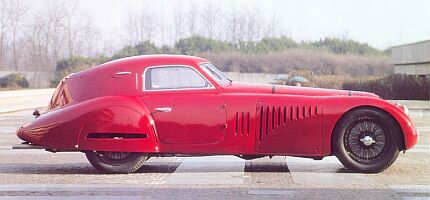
top-left (333, 108), bottom-right (400, 173)
top-left (85, 151), bottom-right (148, 173)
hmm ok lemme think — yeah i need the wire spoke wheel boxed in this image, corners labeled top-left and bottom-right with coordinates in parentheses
top-left (85, 151), bottom-right (148, 173)
top-left (344, 120), bottom-right (390, 165)
top-left (334, 108), bottom-right (400, 173)
top-left (95, 151), bottom-right (134, 165)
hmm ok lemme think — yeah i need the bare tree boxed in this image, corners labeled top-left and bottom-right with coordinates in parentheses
top-left (227, 4), bottom-right (246, 45)
top-left (201, 3), bottom-right (219, 39)
top-left (27, 12), bottom-right (48, 71)
top-left (158, 7), bottom-right (166, 45)
top-left (8, 0), bottom-right (28, 70)
top-left (80, 19), bottom-right (101, 57)
top-left (264, 11), bottom-right (281, 38)
top-left (173, 4), bottom-right (185, 41)
top-left (186, 3), bottom-right (199, 36)
top-left (124, 3), bottom-right (159, 45)
top-left (245, 7), bottom-right (264, 42)
top-left (24, 0), bottom-right (69, 71)
top-left (0, 0), bottom-right (10, 70)
top-left (45, 1), bottom-right (67, 64)
top-left (63, 2), bottom-right (100, 57)
top-left (64, 2), bottom-right (79, 58)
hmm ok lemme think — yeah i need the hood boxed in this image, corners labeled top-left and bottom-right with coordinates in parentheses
top-left (222, 82), bottom-right (379, 98)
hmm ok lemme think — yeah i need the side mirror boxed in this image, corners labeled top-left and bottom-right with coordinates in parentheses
top-left (33, 109), bottom-right (40, 118)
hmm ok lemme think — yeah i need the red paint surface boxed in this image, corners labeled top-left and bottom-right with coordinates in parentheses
top-left (16, 55), bottom-right (418, 157)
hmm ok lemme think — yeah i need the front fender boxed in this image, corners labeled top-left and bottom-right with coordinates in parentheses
top-left (321, 97), bottom-right (418, 156)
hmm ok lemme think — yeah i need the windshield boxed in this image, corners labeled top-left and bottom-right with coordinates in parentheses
top-left (200, 63), bottom-right (231, 86)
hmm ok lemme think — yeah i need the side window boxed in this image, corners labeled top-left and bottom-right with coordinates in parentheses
top-left (147, 67), bottom-right (175, 90)
top-left (145, 66), bottom-right (210, 90)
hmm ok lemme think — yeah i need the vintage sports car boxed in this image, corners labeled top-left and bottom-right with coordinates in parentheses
top-left (16, 55), bottom-right (418, 173)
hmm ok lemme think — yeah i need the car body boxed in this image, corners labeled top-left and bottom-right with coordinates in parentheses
top-left (16, 55), bottom-right (418, 173)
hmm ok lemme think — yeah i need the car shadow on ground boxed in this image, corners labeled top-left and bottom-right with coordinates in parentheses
top-left (0, 161), bottom-right (360, 175)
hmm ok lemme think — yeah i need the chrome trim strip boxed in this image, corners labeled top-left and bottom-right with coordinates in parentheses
top-left (116, 71), bottom-right (131, 75)
top-left (155, 107), bottom-right (172, 112)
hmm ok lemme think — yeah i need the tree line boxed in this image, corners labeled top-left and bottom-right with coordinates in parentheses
top-left (113, 36), bottom-right (384, 57)
top-left (52, 36), bottom-right (390, 85)
top-left (0, 0), bottom-right (288, 72)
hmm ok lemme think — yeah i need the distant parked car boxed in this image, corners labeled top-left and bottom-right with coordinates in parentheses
top-left (16, 55), bottom-right (418, 173)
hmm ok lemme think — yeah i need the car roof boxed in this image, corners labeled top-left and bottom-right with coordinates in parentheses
top-left (99, 54), bottom-right (209, 69)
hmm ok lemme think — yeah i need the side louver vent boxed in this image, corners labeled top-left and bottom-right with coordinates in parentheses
top-left (257, 104), bottom-right (320, 142)
top-left (235, 112), bottom-right (250, 136)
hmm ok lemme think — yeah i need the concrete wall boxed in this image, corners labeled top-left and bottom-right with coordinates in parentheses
top-left (391, 40), bottom-right (430, 75)
top-left (391, 40), bottom-right (430, 64)
top-left (0, 71), bottom-right (56, 88)
top-left (394, 63), bottom-right (430, 75)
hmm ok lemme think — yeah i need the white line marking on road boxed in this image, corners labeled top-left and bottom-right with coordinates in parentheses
top-left (164, 156), bottom-right (245, 185)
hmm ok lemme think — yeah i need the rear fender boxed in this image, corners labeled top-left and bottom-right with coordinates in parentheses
top-left (76, 96), bottom-right (158, 153)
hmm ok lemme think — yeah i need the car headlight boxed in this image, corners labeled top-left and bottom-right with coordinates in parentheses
top-left (393, 102), bottom-right (410, 116)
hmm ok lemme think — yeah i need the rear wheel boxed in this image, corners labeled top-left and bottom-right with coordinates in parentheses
top-left (85, 151), bottom-right (148, 173)
top-left (333, 108), bottom-right (400, 173)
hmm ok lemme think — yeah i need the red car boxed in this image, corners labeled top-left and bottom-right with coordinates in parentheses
top-left (16, 55), bottom-right (418, 173)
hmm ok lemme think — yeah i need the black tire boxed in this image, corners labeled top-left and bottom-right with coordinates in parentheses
top-left (85, 151), bottom-right (148, 174)
top-left (333, 108), bottom-right (400, 173)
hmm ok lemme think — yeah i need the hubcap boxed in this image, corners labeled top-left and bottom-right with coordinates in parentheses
top-left (360, 136), bottom-right (376, 146)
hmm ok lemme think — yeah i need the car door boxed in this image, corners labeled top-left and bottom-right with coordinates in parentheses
top-left (142, 66), bottom-right (226, 144)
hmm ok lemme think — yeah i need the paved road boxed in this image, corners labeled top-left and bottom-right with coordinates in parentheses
top-left (0, 109), bottom-right (429, 199)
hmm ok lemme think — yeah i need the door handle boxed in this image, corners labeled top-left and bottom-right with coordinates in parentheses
top-left (155, 107), bottom-right (172, 113)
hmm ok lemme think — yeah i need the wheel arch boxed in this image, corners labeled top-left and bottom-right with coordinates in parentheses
top-left (329, 105), bottom-right (405, 155)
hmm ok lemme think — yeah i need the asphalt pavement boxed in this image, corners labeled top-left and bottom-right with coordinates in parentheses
top-left (0, 109), bottom-right (429, 200)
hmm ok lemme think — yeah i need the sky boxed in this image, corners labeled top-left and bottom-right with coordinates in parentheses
top-left (69, 0), bottom-right (430, 49)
